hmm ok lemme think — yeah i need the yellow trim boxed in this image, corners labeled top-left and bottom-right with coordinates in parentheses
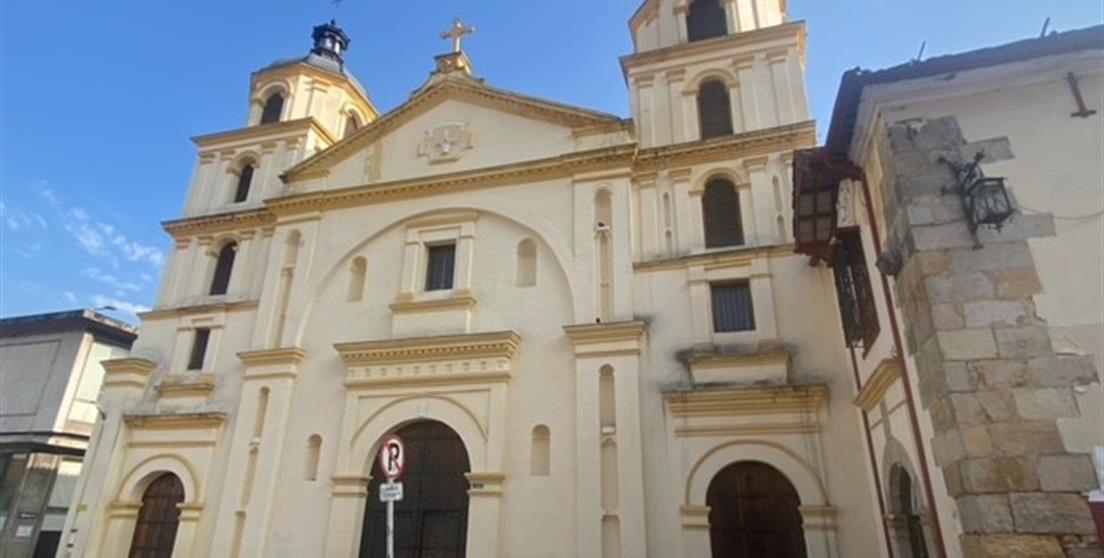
top-left (634, 244), bottom-right (795, 272)
top-left (621, 21), bottom-right (806, 73)
top-left (192, 116), bottom-right (336, 150)
top-left (140, 299), bottom-right (260, 321)
top-left (666, 385), bottom-right (828, 417)
top-left (162, 209), bottom-right (275, 240)
top-left (344, 371), bottom-right (510, 389)
top-left (334, 330), bottom-right (520, 366)
top-left (674, 423), bottom-right (819, 438)
top-left (563, 320), bottom-right (647, 345)
top-left (251, 63), bottom-right (379, 119)
top-left (103, 357), bottom-right (156, 375)
top-left (237, 346), bottom-right (306, 367)
top-left (155, 374), bottom-right (215, 399)
top-left (853, 359), bottom-right (902, 412)
top-left (123, 412), bottom-right (227, 430)
top-left (389, 294), bottom-right (476, 314)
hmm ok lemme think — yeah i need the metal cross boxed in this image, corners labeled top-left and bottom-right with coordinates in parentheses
top-left (440, 17), bottom-right (475, 53)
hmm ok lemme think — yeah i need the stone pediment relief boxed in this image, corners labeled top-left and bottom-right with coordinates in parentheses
top-left (417, 121), bottom-right (474, 164)
top-left (334, 330), bottom-right (520, 388)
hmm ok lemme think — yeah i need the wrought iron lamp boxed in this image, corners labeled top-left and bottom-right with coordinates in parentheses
top-left (942, 151), bottom-right (1015, 245)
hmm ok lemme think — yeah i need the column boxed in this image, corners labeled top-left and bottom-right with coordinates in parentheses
top-left (744, 156), bottom-right (774, 245)
top-left (727, 81), bottom-right (746, 134)
top-left (454, 221), bottom-right (477, 294)
top-left (681, 505), bottom-right (712, 557)
top-left (670, 169), bottom-right (694, 254)
top-left (666, 70), bottom-right (687, 144)
top-left (636, 174), bottom-right (660, 258)
top-left (257, 142), bottom-right (279, 200)
top-left (634, 76), bottom-right (655, 148)
top-left (324, 475), bottom-right (370, 558)
top-left (688, 267), bottom-right (713, 347)
top-left (228, 229), bottom-right (256, 297)
top-left (768, 50), bottom-right (795, 125)
top-left (723, 0), bottom-right (740, 33)
top-left (748, 257), bottom-right (778, 339)
top-left (734, 56), bottom-right (759, 132)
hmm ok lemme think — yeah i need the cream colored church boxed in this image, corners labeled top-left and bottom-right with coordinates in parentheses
top-left (54, 1), bottom-right (1104, 557)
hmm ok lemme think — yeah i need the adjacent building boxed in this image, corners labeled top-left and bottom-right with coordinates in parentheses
top-left (793, 25), bottom-right (1104, 558)
top-left (0, 310), bottom-right (136, 558)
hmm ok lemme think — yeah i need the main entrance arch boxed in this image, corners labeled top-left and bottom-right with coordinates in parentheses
top-left (707, 461), bottom-right (808, 558)
top-left (359, 420), bottom-right (471, 557)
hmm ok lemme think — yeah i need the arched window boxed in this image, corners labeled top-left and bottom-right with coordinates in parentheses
top-left (703, 178), bottom-right (744, 247)
top-left (127, 473), bottom-right (185, 558)
top-left (687, 0), bottom-right (728, 42)
top-left (344, 115), bottom-right (359, 139)
top-left (708, 461), bottom-right (808, 558)
top-left (698, 80), bottom-right (734, 139)
top-left (209, 242), bottom-right (237, 296)
top-left (530, 425), bottom-right (550, 476)
top-left (233, 163), bottom-right (254, 203)
top-left (890, 465), bottom-right (930, 558)
top-left (260, 93), bottom-right (284, 124)
top-left (516, 239), bottom-right (537, 287)
top-left (305, 435), bottom-right (322, 481)
top-left (348, 257), bottom-right (367, 302)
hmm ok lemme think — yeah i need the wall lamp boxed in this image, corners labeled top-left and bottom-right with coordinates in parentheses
top-left (941, 151), bottom-right (1015, 247)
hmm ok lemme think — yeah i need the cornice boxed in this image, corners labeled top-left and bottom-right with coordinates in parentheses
top-left (853, 358), bottom-right (902, 411)
top-left (192, 117), bottom-right (336, 150)
top-left (162, 208), bottom-right (276, 240)
top-left (238, 346), bottom-right (306, 367)
top-left (139, 299), bottom-right (260, 321)
top-left (123, 412), bottom-right (227, 430)
top-left (103, 357), bottom-right (157, 376)
top-left (634, 243), bottom-right (795, 272)
top-left (621, 21), bottom-right (806, 74)
top-left (155, 374), bottom-right (216, 399)
top-left (160, 122), bottom-right (811, 237)
top-left (563, 320), bottom-right (647, 345)
top-left (665, 384), bottom-right (828, 417)
top-left (390, 294), bottom-right (476, 314)
top-left (334, 330), bottom-right (520, 366)
top-left (688, 349), bottom-right (790, 368)
top-left (674, 422), bottom-right (819, 438)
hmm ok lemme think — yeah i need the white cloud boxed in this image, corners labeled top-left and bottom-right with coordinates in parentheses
top-left (89, 294), bottom-right (150, 316)
top-left (0, 200), bottom-right (47, 232)
top-left (63, 291), bottom-right (78, 303)
top-left (39, 188), bottom-right (60, 206)
top-left (63, 207), bottom-right (164, 268)
top-left (83, 267), bottom-right (144, 292)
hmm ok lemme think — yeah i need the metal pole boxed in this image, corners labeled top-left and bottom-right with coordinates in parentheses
top-left (386, 480), bottom-right (394, 558)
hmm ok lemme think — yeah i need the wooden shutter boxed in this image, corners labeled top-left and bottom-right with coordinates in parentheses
top-left (708, 462), bottom-right (809, 558)
top-left (686, 0), bottom-right (728, 42)
top-left (698, 81), bottom-right (734, 139)
top-left (187, 328), bottom-right (210, 370)
top-left (209, 243), bottom-right (236, 295)
top-left (832, 229), bottom-right (879, 348)
top-left (260, 94), bottom-right (284, 124)
top-left (710, 282), bottom-right (755, 332)
top-left (703, 179), bottom-right (744, 248)
top-left (233, 165), bottom-right (253, 203)
top-left (127, 474), bottom-right (184, 558)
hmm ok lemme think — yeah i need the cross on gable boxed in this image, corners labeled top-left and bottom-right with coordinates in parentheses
top-left (440, 17), bottom-right (475, 53)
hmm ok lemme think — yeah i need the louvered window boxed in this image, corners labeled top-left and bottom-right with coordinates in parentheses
top-left (833, 229), bottom-right (879, 348)
top-left (687, 0), bottom-right (728, 42)
top-left (260, 93), bottom-right (284, 124)
top-left (711, 282), bottom-right (755, 333)
top-left (233, 165), bottom-right (254, 203)
top-left (425, 244), bottom-right (456, 291)
top-left (703, 179), bottom-right (744, 248)
top-left (187, 328), bottom-right (210, 371)
top-left (698, 80), bottom-right (734, 139)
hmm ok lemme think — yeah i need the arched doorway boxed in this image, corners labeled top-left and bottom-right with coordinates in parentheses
top-left (707, 461), bottom-right (808, 558)
top-left (890, 465), bottom-right (929, 558)
top-left (127, 473), bottom-right (185, 558)
top-left (360, 420), bottom-right (471, 557)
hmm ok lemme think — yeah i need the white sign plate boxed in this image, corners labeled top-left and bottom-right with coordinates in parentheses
top-left (379, 482), bottom-right (404, 502)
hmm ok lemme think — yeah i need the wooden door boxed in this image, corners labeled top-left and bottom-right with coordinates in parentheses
top-left (360, 421), bottom-right (471, 558)
top-left (707, 461), bottom-right (808, 558)
top-left (127, 473), bottom-right (185, 558)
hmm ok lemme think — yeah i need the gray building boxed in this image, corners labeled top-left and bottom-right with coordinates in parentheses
top-left (0, 310), bottom-right (136, 558)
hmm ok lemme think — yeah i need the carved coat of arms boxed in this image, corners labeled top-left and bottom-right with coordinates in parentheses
top-left (418, 122), bottom-right (473, 163)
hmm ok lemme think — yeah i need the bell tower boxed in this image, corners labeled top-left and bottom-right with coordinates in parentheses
top-left (621, 0), bottom-right (808, 148)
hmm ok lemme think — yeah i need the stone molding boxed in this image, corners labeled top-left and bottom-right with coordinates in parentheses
top-left (140, 299), bottom-right (261, 321)
top-left (191, 116), bottom-right (337, 150)
top-left (335, 331), bottom-right (520, 388)
top-left (123, 412), bottom-right (227, 430)
top-left (155, 374), bottom-right (216, 399)
top-left (853, 358), bottom-right (902, 411)
top-left (665, 384), bottom-right (828, 417)
top-left (102, 357), bottom-right (157, 391)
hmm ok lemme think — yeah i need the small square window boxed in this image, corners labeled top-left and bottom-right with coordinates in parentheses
top-left (711, 282), bottom-right (755, 333)
top-left (424, 244), bottom-right (456, 292)
top-left (187, 328), bottom-right (211, 370)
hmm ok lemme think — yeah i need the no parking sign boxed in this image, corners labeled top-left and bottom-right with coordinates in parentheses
top-left (379, 434), bottom-right (406, 481)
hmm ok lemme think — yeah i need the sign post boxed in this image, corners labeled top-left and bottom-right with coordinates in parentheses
top-left (378, 434), bottom-right (406, 558)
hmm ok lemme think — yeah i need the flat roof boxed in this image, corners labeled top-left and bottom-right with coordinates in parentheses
top-left (0, 309), bottom-right (138, 347)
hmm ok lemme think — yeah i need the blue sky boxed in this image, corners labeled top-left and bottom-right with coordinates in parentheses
top-left (1, 0), bottom-right (1100, 322)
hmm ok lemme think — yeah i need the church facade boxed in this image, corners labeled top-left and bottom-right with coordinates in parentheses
top-left (56, 3), bottom-right (1102, 558)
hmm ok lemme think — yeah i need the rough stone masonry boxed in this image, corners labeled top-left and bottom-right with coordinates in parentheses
top-left (879, 116), bottom-right (1102, 558)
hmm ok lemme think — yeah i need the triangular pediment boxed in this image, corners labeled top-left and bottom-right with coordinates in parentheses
top-left (283, 78), bottom-right (627, 184)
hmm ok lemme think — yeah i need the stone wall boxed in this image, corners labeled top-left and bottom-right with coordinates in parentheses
top-left (879, 116), bottom-right (1101, 558)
